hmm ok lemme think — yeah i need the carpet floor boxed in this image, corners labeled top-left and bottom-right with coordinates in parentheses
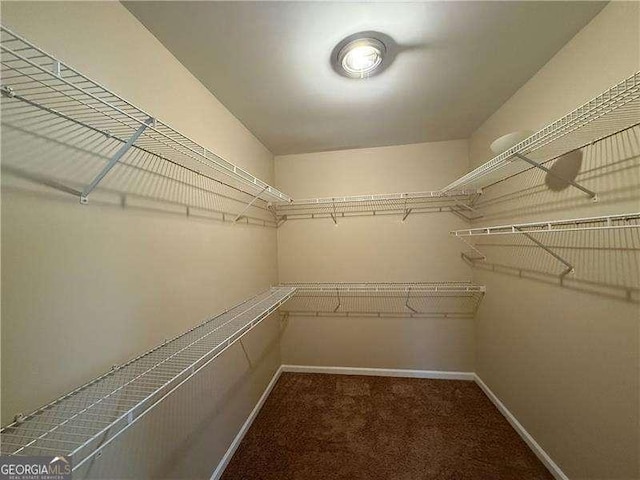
top-left (221, 373), bottom-right (554, 480)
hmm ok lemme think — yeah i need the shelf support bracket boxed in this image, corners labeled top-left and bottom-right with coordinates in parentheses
top-left (454, 200), bottom-right (479, 214)
top-left (239, 339), bottom-right (253, 369)
top-left (80, 117), bottom-right (154, 204)
top-left (450, 201), bottom-right (482, 222)
top-left (330, 199), bottom-right (338, 225)
top-left (455, 235), bottom-right (487, 263)
top-left (234, 186), bottom-right (268, 223)
top-left (516, 227), bottom-right (574, 277)
top-left (405, 287), bottom-right (418, 313)
top-left (279, 312), bottom-right (290, 330)
top-left (267, 205), bottom-right (287, 228)
top-left (469, 190), bottom-right (482, 206)
top-left (402, 197), bottom-right (412, 222)
top-left (513, 153), bottom-right (597, 201)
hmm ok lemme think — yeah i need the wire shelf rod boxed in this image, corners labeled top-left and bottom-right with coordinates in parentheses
top-left (451, 212), bottom-right (640, 237)
top-left (281, 282), bottom-right (486, 293)
top-left (278, 282), bottom-right (485, 318)
top-left (275, 189), bottom-right (481, 206)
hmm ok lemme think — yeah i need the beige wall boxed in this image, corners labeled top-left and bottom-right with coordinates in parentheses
top-left (1, 2), bottom-right (279, 478)
top-left (468, 2), bottom-right (640, 479)
top-left (276, 140), bottom-right (476, 371)
top-left (2, 2), bottom-right (639, 479)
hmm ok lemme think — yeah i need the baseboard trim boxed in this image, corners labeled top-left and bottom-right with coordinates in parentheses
top-left (474, 374), bottom-right (568, 480)
top-left (209, 365), bottom-right (284, 480)
top-left (281, 364), bottom-right (475, 381)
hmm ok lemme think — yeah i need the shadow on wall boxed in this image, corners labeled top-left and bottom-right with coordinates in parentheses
top-left (153, 323), bottom-right (283, 480)
top-left (461, 126), bottom-right (640, 303)
top-left (0, 96), bottom-right (276, 228)
top-left (72, 316), bottom-right (283, 480)
top-left (476, 127), bottom-right (640, 221)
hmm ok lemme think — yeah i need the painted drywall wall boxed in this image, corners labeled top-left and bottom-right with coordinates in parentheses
top-left (468, 2), bottom-right (640, 479)
top-left (1, 2), bottom-right (280, 478)
top-left (276, 140), bottom-right (476, 371)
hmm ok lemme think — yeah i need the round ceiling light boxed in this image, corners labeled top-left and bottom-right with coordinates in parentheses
top-left (336, 36), bottom-right (386, 79)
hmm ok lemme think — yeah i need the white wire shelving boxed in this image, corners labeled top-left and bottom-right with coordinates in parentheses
top-left (0, 25), bottom-right (291, 208)
top-left (271, 190), bottom-right (482, 224)
top-left (278, 282), bottom-right (486, 318)
top-left (0, 286), bottom-right (296, 471)
top-left (442, 72), bottom-right (640, 198)
top-left (451, 213), bottom-right (640, 277)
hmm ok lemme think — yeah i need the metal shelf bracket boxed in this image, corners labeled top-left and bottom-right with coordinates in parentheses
top-left (80, 117), bottom-right (155, 204)
top-left (513, 153), bottom-right (598, 201)
top-left (455, 235), bottom-right (487, 263)
top-left (401, 196), bottom-right (412, 222)
top-left (333, 287), bottom-right (341, 312)
top-left (239, 339), bottom-right (253, 368)
top-left (330, 199), bottom-right (338, 225)
top-left (404, 287), bottom-right (418, 313)
top-left (233, 186), bottom-right (268, 223)
top-left (515, 227), bottom-right (574, 277)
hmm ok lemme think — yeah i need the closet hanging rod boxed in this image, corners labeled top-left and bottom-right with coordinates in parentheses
top-left (0, 25), bottom-right (292, 203)
top-left (0, 286), bottom-right (296, 471)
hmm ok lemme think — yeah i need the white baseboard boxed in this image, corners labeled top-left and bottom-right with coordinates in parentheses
top-left (281, 364), bottom-right (475, 380)
top-left (209, 365), bottom-right (284, 480)
top-left (210, 366), bottom-right (564, 480)
top-left (474, 374), bottom-right (568, 480)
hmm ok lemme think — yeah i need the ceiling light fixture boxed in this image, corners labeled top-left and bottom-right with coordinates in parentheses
top-left (336, 35), bottom-right (386, 79)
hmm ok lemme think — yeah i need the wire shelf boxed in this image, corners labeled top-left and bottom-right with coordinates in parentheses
top-left (0, 286), bottom-right (296, 471)
top-left (451, 213), bottom-right (640, 236)
top-left (272, 190), bottom-right (482, 222)
top-left (0, 94), bottom-right (278, 226)
top-left (278, 282), bottom-right (485, 318)
top-left (0, 25), bottom-right (291, 204)
top-left (451, 213), bottom-right (640, 278)
top-left (443, 72), bottom-right (640, 192)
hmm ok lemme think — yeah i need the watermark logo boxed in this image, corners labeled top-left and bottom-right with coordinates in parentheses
top-left (0, 455), bottom-right (72, 480)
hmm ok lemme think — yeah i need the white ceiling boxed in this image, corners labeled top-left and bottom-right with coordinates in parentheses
top-left (124, 1), bottom-right (605, 155)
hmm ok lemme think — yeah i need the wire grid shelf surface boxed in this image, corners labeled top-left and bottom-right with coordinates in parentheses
top-left (451, 214), bottom-right (640, 294)
top-left (272, 190), bottom-right (481, 219)
top-left (451, 213), bottom-right (640, 236)
top-left (0, 286), bottom-right (296, 470)
top-left (0, 95), bottom-right (278, 226)
top-left (0, 25), bottom-right (291, 204)
top-left (279, 282), bottom-right (485, 318)
top-left (443, 72), bottom-right (640, 191)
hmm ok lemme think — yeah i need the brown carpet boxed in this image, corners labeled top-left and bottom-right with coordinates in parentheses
top-left (222, 373), bottom-right (554, 480)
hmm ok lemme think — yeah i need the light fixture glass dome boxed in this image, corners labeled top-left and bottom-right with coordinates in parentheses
top-left (337, 37), bottom-right (386, 79)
